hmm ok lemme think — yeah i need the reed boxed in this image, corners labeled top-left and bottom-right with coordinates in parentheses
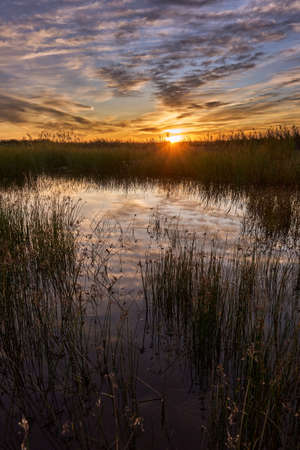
top-left (0, 193), bottom-right (143, 449)
top-left (0, 182), bottom-right (299, 448)
top-left (0, 126), bottom-right (299, 186)
top-left (142, 226), bottom-right (300, 449)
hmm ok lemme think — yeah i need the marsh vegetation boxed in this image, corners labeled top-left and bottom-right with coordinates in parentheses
top-left (0, 130), bottom-right (299, 449)
top-left (1, 127), bottom-right (300, 186)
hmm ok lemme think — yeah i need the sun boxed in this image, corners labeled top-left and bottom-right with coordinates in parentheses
top-left (165, 128), bottom-right (185, 144)
top-left (166, 135), bottom-right (183, 144)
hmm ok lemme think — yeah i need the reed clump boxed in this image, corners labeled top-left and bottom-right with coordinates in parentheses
top-left (0, 126), bottom-right (299, 186)
top-left (0, 193), bottom-right (143, 449)
top-left (141, 228), bottom-right (300, 449)
top-left (0, 182), bottom-right (299, 449)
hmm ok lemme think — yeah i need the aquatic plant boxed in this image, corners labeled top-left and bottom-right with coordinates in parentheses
top-left (142, 226), bottom-right (300, 449)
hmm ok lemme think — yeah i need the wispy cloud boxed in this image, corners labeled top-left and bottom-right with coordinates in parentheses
top-left (97, 65), bottom-right (149, 95)
top-left (21, 49), bottom-right (78, 60)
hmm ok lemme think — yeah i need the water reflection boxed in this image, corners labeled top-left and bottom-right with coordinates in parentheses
top-left (0, 176), bottom-right (299, 449)
top-left (28, 175), bottom-right (244, 243)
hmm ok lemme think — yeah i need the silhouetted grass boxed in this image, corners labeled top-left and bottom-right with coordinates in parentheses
top-left (0, 182), bottom-right (299, 449)
top-left (0, 193), bottom-right (144, 449)
top-left (142, 225), bottom-right (300, 449)
top-left (0, 126), bottom-right (299, 186)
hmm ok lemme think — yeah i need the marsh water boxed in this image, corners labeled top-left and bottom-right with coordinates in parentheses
top-left (0, 176), bottom-right (299, 449)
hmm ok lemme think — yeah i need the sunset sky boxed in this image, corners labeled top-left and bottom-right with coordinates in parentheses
top-left (0, 0), bottom-right (299, 141)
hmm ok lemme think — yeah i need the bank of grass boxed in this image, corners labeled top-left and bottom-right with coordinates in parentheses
top-left (142, 228), bottom-right (300, 449)
top-left (0, 126), bottom-right (300, 185)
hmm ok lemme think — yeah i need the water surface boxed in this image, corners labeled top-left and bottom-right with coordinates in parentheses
top-left (1, 176), bottom-right (299, 450)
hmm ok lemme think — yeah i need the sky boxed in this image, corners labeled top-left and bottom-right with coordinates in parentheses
top-left (0, 0), bottom-right (300, 141)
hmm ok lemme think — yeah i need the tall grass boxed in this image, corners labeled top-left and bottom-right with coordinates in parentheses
top-left (141, 228), bottom-right (300, 449)
top-left (0, 126), bottom-right (299, 186)
top-left (0, 185), bottom-right (299, 448)
top-left (0, 193), bottom-right (144, 449)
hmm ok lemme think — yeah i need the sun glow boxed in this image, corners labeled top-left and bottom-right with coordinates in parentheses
top-left (165, 128), bottom-right (185, 144)
top-left (165, 128), bottom-right (183, 134)
top-left (166, 134), bottom-right (183, 144)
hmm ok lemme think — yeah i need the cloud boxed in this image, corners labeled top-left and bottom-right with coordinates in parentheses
top-left (152, 58), bottom-right (259, 108)
top-left (204, 101), bottom-right (228, 108)
top-left (97, 65), bottom-right (149, 95)
top-left (0, 0), bottom-right (300, 138)
top-left (0, 91), bottom-right (126, 139)
top-left (0, 92), bottom-right (92, 126)
top-left (149, 0), bottom-right (223, 7)
top-left (21, 49), bottom-right (77, 60)
top-left (29, 92), bottom-right (93, 113)
top-left (139, 126), bottom-right (161, 132)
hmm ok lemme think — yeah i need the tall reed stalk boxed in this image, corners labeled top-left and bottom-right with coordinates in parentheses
top-left (141, 228), bottom-right (299, 449)
top-left (0, 193), bottom-right (143, 449)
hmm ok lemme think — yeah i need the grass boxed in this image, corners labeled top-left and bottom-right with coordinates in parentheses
top-left (141, 223), bottom-right (300, 449)
top-left (0, 126), bottom-right (300, 186)
top-left (0, 192), bottom-right (144, 449)
top-left (0, 177), bottom-right (299, 448)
